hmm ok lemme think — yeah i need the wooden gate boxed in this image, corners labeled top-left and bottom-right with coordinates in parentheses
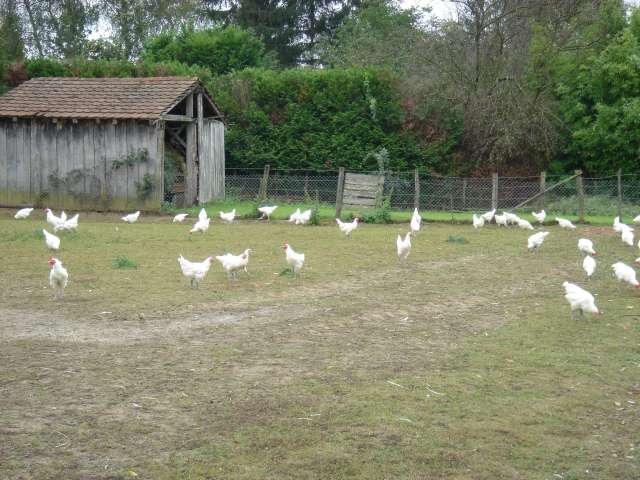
top-left (342, 173), bottom-right (385, 209)
top-left (198, 119), bottom-right (225, 203)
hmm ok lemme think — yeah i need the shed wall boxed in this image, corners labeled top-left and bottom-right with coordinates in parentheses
top-left (0, 118), bottom-right (163, 211)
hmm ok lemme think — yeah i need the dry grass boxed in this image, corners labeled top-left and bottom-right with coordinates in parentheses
top-left (1, 208), bottom-right (639, 479)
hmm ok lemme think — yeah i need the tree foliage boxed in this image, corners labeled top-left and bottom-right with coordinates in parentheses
top-left (210, 68), bottom-right (428, 170)
top-left (141, 25), bottom-right (272, 74)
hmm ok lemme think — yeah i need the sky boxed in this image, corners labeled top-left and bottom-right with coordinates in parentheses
top-left (400, 0), bottom-right (640, 19)
top-left (400, 0), bottom-right (456, 19)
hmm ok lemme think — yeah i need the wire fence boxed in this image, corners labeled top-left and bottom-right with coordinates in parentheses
top-left (164, 168), bottom-right (640, 218)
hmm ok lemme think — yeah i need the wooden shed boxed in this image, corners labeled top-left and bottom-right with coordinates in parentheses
top-left (0, 76), bottom-right (224, 211)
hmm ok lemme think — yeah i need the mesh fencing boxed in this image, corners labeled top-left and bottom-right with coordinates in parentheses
top-left (163, 168), bottom-right (640, 218)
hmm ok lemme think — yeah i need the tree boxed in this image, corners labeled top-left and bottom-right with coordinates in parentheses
top-left (0, 0), bottom-right (25, 61)
top-left (99, 0), bottom-right (201, 59)
top-left (142, 25), bottom-right (272, 73)
top-left (554, 8), bottom-right (640, 174)
top-left (202, 0), bottom-right (360, 66)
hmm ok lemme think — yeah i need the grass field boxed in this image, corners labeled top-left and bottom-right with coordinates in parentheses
top-left (168, 199), bottom-right (633, 226)
top-left (1, 208), bottom-right (640, 479)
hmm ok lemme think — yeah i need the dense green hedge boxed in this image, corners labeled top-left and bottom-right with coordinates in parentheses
top-left (1, 59), bottom-right (428, 172)
top-left (209, 68), bottom-right (428, 171)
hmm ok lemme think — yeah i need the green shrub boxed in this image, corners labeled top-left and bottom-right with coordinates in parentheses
top-left (112, 256), bottom-right (137, 269)
top-left (207, 68), bottom-right (429, 172)
top-left (142, 26), bottom-right (272, 74)
top-left (447, 235), bottom-right (468, 244)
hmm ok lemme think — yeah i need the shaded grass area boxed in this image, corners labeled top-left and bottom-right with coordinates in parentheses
top-left (166, 199), bottom-right (635, 226)
top-left (1, 208), bottom-right (639, 479)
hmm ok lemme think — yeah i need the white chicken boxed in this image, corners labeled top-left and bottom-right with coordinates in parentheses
top-left (556, 217), bottom-right (576, 230)
top-left (494, 213), bottom-right (508, 227)
top-left (43, 229), bottom-right (60, 250)
top-left (215, 249), bottom-right (251, 279)
top-left (562, 281), bottom-right (600, 318)
top-left (410, 208), bottom-right (422, 234)
top-left (621, 228), bottom-right (635, 247)
top-left (583, 255), bottom-right (596, 279)
top-left (612, 262), bottom-right (640, 288)
top-left (613, 216), bottom-right (632, 233)
top-left (516, 217), bottom-right (534, 230)
top-left (48, 257), bottom-right (68, 300)
top-left (121, 211), bottom-right (140, 223)
top-left (296, 209), bottom-right (312, 225)
top-left (634, 214), bottom-right (640, 224)
top-left (55, 213), bottom-right (79, 232)
top-left (173, 213), bottom-right (189, 223)
top-left (527, 231), bottom-right (549, 251)
top-left (397, 232), bottom-right (411, 260)
top-left (177, 254), bottom-right (213, 288)
top-left (190, 208), bottom-right (210, 234)
top-left (577, 238), bottom-right (596, 256)
top-left (283, 243), bottom-right (305, 275)
top-left (336, 217), bottom-right (359, 236)
top-left (45, 208), bottom-right (64, 229)
top-left (472, 213), bottom-right (485, 229)
top-left (14, 207), bottom-right (33, 219)
top-left (288, 208), bottom-right (301, 223)
top-left (504, 212), bottom-right (520, 225)
top-left (219, 209), bottom-right (236, 223)
top-left (532, 210), bottom-right (546, 224)
top-left (258, 205), bottom-right (278, 220)
top-left (481, 208), bottom-right (496, 223)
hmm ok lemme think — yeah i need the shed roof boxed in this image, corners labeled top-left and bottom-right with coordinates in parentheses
top-left (0, 77), bottom-right (211, 120)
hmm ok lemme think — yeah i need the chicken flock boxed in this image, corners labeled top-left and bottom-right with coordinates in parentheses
top-left (13, 204), bottom-right (640, 316)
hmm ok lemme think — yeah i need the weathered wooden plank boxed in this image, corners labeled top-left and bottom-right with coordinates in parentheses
top-left (70, 121), bottom-right (84, 202)
top-left (15, 121), bottom-right (30, 198)
top-left (82, 122), bottom-right (97, 198)
top-left (94, 122), bottom-right (109, 206)
top-left (104, 122), bottom-right (122, 208)
top-left (343, 199), bottom-right (377, 207)
top-left (213, 120), bottom-right (225, 199)
top-left (143, 122), bottom-right (160, 208)
top-left (30, 119), bottom-right (41, 200)
top-left (40, 122), bottom-right (54, 201)
top-left (160, 114), bottom-right (194, 122)
top-left (112, 121), bottom-right (128, 209)
top-left (344, 186), bottom-right (378, 195)
top-left (156, 121), bottom-right (165, 209)
top-left (0, 120), bottom-right (6, 204)
top-left (56, 122), bottom-right (73, 207)
top-left (125, 121), bottom-right (139, 208)
top-left (184, 94), bottom-right (197, 206)
top-left (6, 121), bottom-right (18, 204)
top-left (345, 173), bottom-right (383, 185)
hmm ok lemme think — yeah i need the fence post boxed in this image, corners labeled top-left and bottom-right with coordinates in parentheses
top-left (462, 178), bottom-right (467, 210)
top-left (539, 171), bottom-right (546, 210)
top-left (414, 168), bottom-right (420, 210)
top-left (335, 167), bottom-right (345, 218)
top-left (258, 164), bottom-right (270, 201)
top-left (617, 169), bottom-right (623, 219)
top-left (575, 169), bottom-right (584, 223)
top-left (491, 173), bottom-right (499, 210)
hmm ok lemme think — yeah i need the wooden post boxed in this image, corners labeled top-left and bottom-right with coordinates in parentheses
top-left (414, 168), bottom-right (420, 210)
top-left (335, 167), bottom-right (345, 218)
top-left (259, 164), bottom-right (270, 201)
top-left (196, 92), bottom-right (205, 204)
top-left (539, 171), bottom-right (546, 210)
top-left (617, 169), bottom-right (623, 219)
top-left (491, 173), bottom-right (498, 210)
top-left (462, 178), bottom-right (467, 210)
top-left (575, 169), bottom-right (584, 223)
top-left (185, 94), bottom-right (198, 206)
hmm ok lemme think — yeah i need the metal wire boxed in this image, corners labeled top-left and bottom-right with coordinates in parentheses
top-left (162, 169), bottom-right (640, 217)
